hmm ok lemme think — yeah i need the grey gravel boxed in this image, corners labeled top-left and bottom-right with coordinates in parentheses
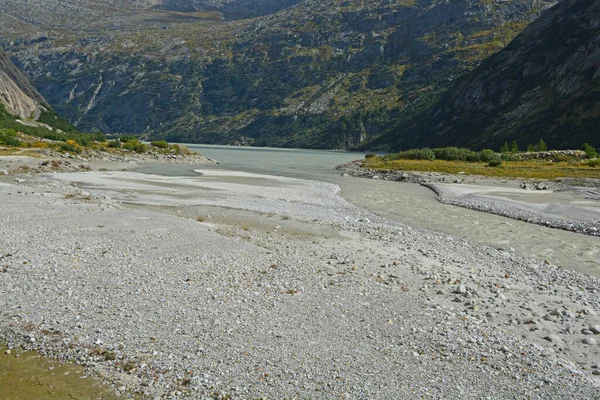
top-left (1, 168), bottom-right (600, 398)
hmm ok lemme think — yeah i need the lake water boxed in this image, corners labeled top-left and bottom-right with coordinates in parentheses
top-left (139, 144), bottom-right (600, 275)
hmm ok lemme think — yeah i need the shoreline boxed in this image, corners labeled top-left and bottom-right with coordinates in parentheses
top-left (337, 161), bottom-right (600, 237)
top-left (0, 145), bottom-right (216, 177)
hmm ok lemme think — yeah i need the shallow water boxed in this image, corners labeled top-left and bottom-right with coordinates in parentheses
top-left (0, 346), bottom-right (121, 399)
top-left (138, 144), bottom-right (600, 275)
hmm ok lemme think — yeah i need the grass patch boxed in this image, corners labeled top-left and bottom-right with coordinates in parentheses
top-left (363, 158), bottom-right (600, 180)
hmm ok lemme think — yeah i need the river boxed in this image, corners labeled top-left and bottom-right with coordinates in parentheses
top-left (138, 144), bottom-right (600, 275)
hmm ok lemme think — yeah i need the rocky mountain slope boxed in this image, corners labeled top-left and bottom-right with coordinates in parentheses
top-left (372, 0), bottom-right (600, 151)
top-left (0, 47), bottom-right (49, 120)
top-left (0, 0), bottom-right (556, 148)
top-left (156, 0), bottom-right (304, 19)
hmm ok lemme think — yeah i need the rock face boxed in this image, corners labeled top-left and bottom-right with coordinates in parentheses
top-left (0, 0), bottom-right (555, 148)
top-left (0, 47), bottom-right (49, 119)
top-left (385, 0), bottom-right (600, 150)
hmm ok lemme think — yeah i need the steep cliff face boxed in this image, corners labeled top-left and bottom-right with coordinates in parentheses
top-left (388, 0), bottom-right (600, 150)
top-left (0, 47), bottom-right (49, 120)
top-left (0, 0), bottom-right (556, 148)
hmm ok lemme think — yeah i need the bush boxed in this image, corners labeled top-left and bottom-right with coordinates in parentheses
top-left (365, 153), bottom-right (377, 159)
top-left (587, 159), bottom-right (600, 167)
top-left (107, 140), bottom-right (121, 148)
top-left (396, 148), bottom-right (435, 160)
top-left (119, 135), bottom-right (138, 143)
top-left (0, 129), bottom-right (22, 147)
top-left (479, 149), bottom-right (501, 163)
top-left (488, 159), bottom-right (503, 167)
top-left (583, 143), bottom-right (598, 159)
top-left (151, 140), bottom-right (169, 149)
top-left (433, 147), bottom-right (477, 161)
top-left (59, 142), bottom-right (82, 153)
top-left (122, 139), bottom-right (148, 153)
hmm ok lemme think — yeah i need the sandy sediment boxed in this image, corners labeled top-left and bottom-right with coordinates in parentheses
top-left (1, 164), bottom-right (600, 398)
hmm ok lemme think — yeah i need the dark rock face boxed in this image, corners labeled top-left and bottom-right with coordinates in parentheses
top-left (396, 0), bottom-right (600, 150)
top-left (0, 0), bottom-right (556, 148)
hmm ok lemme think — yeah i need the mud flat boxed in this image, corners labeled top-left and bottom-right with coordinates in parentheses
top-left (1, 166), bottom-right (600, 398)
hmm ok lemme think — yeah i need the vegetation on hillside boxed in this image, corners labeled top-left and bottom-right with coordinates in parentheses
top-left (0, 103), bottom-right (194, 158)
top-left (0, 0), bottom-right (556, 150)
top-left (0, 104), bottom-right (105, 148)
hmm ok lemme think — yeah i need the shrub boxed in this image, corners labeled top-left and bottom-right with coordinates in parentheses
top-left (587, 159), bottom-right (600, 167)
top-left (59, 142), bottom-right (82, 153)
top-left (582, 143), bottom-right (598, 159)
top-left (365, 153), bottom-right (377, 159)
top-left (433, 147), bottom-right (477, 161)
top-left (122, 139), bottom-right (148, 153)
top-left (107, 140), bottom-right (121, 148)
top-left (31, 141), bottom-right (49, 148)
top-left (151, 140), bottom-right (169, 149)
top-left (396, 148), bottom-right (435, 160)
top-left (488, 159), bottom-right (503, 167)
top-left (381, 153), bottom-right (400, 162)
top-left (0, 129), bottom-right (22, 147)
top-left (119, 135), bottom-right (138, 143)
top-left (479, 149), bottom-right (501, 163)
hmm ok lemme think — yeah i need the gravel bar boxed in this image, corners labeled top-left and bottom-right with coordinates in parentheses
top-left (1, 169), bottom-right (600, 399)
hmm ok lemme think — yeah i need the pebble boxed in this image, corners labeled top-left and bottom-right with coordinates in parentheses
top-left (544, 335), bottom-right (563, 343)
top-left (589, 325), bottom-right (600, 334)
top-left (583, 338), bottom-right (597, 345)
top-left (455, 285), bottom-right (467, 294)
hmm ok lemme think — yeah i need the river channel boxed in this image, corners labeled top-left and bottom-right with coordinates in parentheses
top-left (138, 144), bottom-right (600, 275)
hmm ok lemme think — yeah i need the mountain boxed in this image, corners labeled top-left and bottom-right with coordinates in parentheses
top-left (374, 0), bottom-right (600, 151)
top-left (0, 46), bottom-right (49, 120)
top-left (0, 0), bottom-right (556, 149)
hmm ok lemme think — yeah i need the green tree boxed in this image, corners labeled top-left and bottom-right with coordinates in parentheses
top-left (500, 141), bottom-right (510, 153)
top-left (510, 141), bottom-right (519, 153)
top-left (582, 143), bottom-right (598, 159)
top-left (527, 144), bottom-right (535, 152)
top-left (538, 139), bottom-right (548, 151)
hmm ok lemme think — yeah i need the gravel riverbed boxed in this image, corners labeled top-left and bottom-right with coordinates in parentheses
top-left (1, 166), bottom-right (600, 399)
